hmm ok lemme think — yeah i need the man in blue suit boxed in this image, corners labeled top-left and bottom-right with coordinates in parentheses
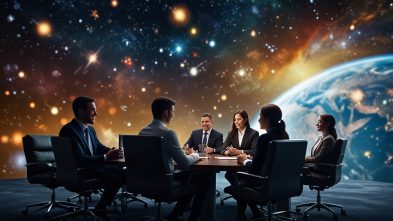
top-left (59, 96), bottom-right (124, 212)
top-left (185, 113), bottom-right (223, 154)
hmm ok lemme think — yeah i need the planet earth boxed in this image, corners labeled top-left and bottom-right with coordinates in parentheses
top-left (253, 55), bottom-right (393, 183)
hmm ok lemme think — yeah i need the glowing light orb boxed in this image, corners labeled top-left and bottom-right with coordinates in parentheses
top-left (141, 87), bottom-right (146, 92)
top-left (189, 67), bottom-right (198, 76)
top-left (251, 30), bottom-right (256, 37)
top-left (350, 24), bottom-right (355, 30)
top-left (108, 107), bottom-right (117, 115)
top-left (4, 90), bottom-right (10, 96)
top-left (36, 21), bottom-right (52, 37)
top-left (89, 54), bottom-right (97, 63)
top-left (190, 27), bottom-right (198, 35)
top-left (238, 69), bottom-right (246, 77)
top-left (209, 40), bottom-right (216, 47)
top-left (176, 46), bottom-right (182, 53)
top-left (170, 5), bottom-right (190, 26)
top-left (91, 10), bottom-right (99, 19)
top-left (12, 132), bottom-right (23, 145)
top-left (122, 56), bottom-right (133, 67)
top-left (221, 94), bottom-right (227, 101)
top-left (1, 135), bottom-right (9, 144)
top-left (364, 150), bottom-right (372, 158)
top-left (18, 71), bottom-right (25, 78)
top-left (29, 102), bottom-right (36, 108)
top-left (50, 107), bottom-right (59, 115)
top-left (60, 118), bottom-right (68, 125)
top-left (350, 89), bottom-right (365, 104)
top-left (111, 0), bottom-right (118, 7)
top-left (127, 122), bottom-right (132, 127)
top-left (218, 113), bottom-right (223, 118)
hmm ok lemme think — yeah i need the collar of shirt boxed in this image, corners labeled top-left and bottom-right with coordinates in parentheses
top-left (203, 128), bottom-right (212, 135)
top-left (238, 127), bottom-right (246, 136)
top-left (75, 118), bottom-right (88, 131)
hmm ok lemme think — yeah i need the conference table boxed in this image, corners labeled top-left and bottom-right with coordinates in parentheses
top-left (110, 153), bottom-right (290, 220)
top-left (190, 154), bottom-right (245, 221)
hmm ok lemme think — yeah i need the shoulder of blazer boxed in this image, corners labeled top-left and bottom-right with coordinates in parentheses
top-left (322, 134), bottom-right (335, 142)
top-left (210, 129), bottom-right (222, 137)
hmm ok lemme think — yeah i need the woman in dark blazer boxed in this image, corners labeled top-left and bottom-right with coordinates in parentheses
top-left (304, 114), bottom-right (337, 174)
top-left (236, 104), bottom-right (289, 220)
top-left (220, 110), bottom-right (259, 156)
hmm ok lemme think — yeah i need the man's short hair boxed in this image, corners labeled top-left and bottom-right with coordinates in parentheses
top-left (72, 96), bottom-right (95, 117)
top-left (151, 97), bottom-right (176, 119)
top-left (201, 113), bottom-right (213, 120)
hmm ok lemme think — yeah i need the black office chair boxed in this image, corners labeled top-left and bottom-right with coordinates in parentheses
top-left (122, 135), bottom-right (195, 220)
top-left (51, 137), bottom-right (119, 221)
top-left (22, 135), bottom-right (79, 216)
top-left (235, 140), bottom-right (307, 221)
top-left (296, 139), bottom-right (347, 220)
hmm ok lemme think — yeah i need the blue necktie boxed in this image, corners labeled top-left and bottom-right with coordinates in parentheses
top-left (84, 128), bottom-right (94, 155)
top-left (202, 132), bottom-right (208, 146)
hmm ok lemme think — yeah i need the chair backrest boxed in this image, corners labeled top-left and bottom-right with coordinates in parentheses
top-left (264, 140), bottom-right (307, 201)
top-left (23, 135), bottom-right (55, 164)
top-left (328, 139), bottom-right (347, 185)
top-left (122, 135), bottom-right (173, 196)
top-left (51, 137), bottom-right (82, 190)
top-left (22, 135), bottom-right (55, 182)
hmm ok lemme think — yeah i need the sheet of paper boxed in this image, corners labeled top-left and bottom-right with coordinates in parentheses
top-left (199, 156), bottom-right (209, 159)
top-left (214, 156), bottom-right (237, 160)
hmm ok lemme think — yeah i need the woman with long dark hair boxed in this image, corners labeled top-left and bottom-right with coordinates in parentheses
top-left (236, 104), bottom-right (289, 220)
top-left (221, 110), bottom-right (259, 156)
top-left (305, 114), bottom-right (337, 165)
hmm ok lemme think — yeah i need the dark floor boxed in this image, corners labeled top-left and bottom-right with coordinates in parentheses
top-left (1, 172), bottom-right (393, 221)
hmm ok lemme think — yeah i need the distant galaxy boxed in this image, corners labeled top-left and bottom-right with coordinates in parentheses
top-left (0, 1), bottom-right (392, 179)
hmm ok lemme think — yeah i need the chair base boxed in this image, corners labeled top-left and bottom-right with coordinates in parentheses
top-left (22, 201), bottom-right (80, 216)
top-left (53, 209), bottom-right (103, 221)
top-left (296, 189), bottom-right (346, 219)
top-left (296, 201), bottom-right (345, 219)
top-left (246, 203), bottom-right (301, 221)
top-left (219, 194), bottom-right (233, 206)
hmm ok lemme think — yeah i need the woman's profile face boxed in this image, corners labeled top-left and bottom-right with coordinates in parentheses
top-left (258, 112), bottom-right (268, 129)
top-left (234, 114), bottom-right (247, 130)
top-left (316, 116), bottom-right (328, 132)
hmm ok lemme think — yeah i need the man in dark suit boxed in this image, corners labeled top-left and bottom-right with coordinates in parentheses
top-left (59, 96), bottom-right (125, 212)
top-left (185, 113), bottom-right (223, 154)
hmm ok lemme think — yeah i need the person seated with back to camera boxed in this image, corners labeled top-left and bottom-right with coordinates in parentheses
top-left (139, 97), bottom-right (209, 221)
top-left (236, 104), bottom-right (290, 220)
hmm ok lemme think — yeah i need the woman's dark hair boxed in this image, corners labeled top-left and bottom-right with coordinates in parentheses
top-left (260, 104), bottom-right (287, 134)
top-left (320, 114), bottom-right (337, 139)
top-left (230, 110), bottom-right (250, 136)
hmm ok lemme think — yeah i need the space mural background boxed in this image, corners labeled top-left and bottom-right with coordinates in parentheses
top-left (1, 0), bottom-right (393, 182)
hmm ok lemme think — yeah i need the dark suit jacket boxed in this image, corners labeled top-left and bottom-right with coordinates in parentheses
top-left (245, 127), bottom-right (289, 176)
top-left (220, 127), bottom-right (259, 156)
top-left (59, 119), bottom-right (111, 167)
top-left (305, 135), bottom-right (336, 164)
top-left (185, 129), bottom-right (223, 153)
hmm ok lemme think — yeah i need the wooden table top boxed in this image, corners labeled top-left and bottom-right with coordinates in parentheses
top-left (191, 153), bottom-right (245, 172)
top-left (109, 153), bottom-right (245, 172)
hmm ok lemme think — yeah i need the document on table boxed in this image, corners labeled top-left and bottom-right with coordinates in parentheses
top-left (199, 156), bottom-right (209, 159)
top-left (214, 156), bottom-right (237, 160)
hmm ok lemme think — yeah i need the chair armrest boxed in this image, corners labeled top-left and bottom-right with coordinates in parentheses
top-left (26, 162), bottom-right (56, 173)
top-left (236, 171), bottom-right (266, 180)
top-left (172, 168), bottom-right (190, 175)
top-left (232, 172), bottom-right (267, 190)
top-left (26, 162), bottom-right (55, 168)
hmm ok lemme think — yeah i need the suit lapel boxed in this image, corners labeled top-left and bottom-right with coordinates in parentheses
top-left (71, 119), bottom-right (92, 155)
top-left (240, 127), bottom-right (251, 149)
